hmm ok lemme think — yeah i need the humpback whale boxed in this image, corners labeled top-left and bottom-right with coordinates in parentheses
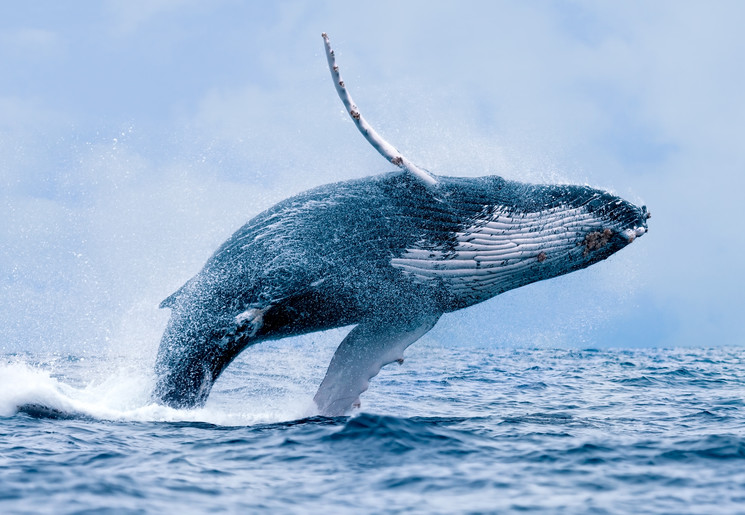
top-left (152, 34), bottom-right (649, 415)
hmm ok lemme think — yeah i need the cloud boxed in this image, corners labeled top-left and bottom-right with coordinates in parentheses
top-left (104, 0), bottom-right (203, 34)
top-left (0, 27), bottom-right (63, 61)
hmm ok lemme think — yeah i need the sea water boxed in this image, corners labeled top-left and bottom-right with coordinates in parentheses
top-left (2, 343), bottom-right (744, 514)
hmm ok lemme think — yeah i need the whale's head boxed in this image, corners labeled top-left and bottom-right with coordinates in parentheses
top-left (523, 182), bottom-right (650, 267)
top-left (392, 175), bottom-right (650, 308)
top-left (477, 178), bottom-right (650, 282)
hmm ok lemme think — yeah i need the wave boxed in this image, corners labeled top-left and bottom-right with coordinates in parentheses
top-left (657, 435), bottom-right (745, 462)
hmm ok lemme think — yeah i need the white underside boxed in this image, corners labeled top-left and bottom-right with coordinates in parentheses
top-left (391, 205), bottom-right (605, 303)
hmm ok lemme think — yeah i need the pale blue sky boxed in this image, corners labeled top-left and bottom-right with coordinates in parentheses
top-left (2, 1), bottom-right (744, 355)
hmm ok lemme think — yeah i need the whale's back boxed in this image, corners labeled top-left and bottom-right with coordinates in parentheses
top-left (160, 172), bottom-right (460, 314)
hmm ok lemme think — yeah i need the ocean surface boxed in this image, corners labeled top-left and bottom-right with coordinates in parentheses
top-left (2, 343), bottom-right (745, 514)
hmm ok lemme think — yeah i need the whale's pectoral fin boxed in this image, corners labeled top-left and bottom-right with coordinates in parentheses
top-left (313, 312), bottom-right (441, 416)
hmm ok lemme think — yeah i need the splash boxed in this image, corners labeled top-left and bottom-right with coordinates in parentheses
top-left (0, 353), bottom-right (319, 426)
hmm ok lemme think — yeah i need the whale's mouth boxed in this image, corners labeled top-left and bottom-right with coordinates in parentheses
top-left (620, 205), bottom-right (651, 244)
top-left (621, 226), bottom-right (647, 244)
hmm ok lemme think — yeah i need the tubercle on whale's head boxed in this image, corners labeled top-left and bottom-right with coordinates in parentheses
top-left (619, 204), bottom-right (651, 243)
top-left (558, 184), bottom-right (650, 266)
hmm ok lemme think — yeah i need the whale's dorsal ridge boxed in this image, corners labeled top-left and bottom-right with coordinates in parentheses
top-left (159, 288), bottom-right (181, 309)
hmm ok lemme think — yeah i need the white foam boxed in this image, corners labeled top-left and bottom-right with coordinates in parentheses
top-left (0, 359), bottom-right (316, 426)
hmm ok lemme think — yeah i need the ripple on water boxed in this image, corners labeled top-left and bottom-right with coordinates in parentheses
top-left (2, 347), bottom-right (745, 514)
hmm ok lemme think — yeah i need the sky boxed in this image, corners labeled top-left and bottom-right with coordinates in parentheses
top-left (1, 0), bottom-right (744, 358)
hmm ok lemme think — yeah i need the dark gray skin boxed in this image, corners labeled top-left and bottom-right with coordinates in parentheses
top-left (153, 171), bottom-right (648, 413)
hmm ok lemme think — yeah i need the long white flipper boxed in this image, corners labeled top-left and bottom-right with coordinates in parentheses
top-left (313, 314), bottom-right (441, 416)
top-left (322, 33), bottom-right (437, 187)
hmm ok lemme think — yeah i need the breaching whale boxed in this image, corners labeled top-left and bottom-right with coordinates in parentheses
top-left (152, 34), bottom-right (649, 415)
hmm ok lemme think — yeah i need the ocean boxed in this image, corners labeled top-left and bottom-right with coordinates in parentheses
top-left (2, 343), bottom-right (744, 514)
